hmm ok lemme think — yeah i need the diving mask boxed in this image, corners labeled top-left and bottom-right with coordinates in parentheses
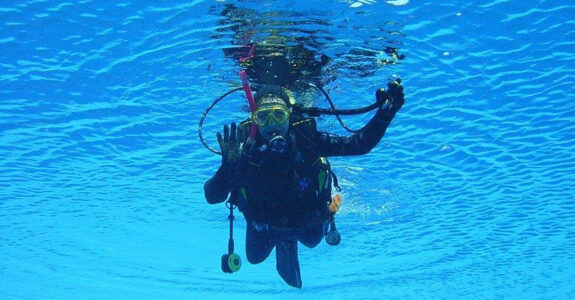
top-left (252, 105), bottom-right (291, 126)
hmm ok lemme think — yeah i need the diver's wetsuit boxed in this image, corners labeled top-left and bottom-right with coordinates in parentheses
top-left (204, 107), bottom-right (396, 287)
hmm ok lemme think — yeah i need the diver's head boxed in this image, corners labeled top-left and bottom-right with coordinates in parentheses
top-left (253, 86), bottom-right (292, 152)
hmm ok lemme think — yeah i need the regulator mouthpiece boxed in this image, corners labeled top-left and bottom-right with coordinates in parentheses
top-left (269, 133), bottom-right (287, 154)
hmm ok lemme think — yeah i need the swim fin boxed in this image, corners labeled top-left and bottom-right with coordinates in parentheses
top-left (275, 238), bottom-right (302, 288)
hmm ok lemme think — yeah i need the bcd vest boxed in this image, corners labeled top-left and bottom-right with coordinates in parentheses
top-left (232, 118), bottom-right (338, 228)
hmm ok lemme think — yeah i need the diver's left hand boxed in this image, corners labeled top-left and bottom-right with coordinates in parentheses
top-left (376, 78), bottom-right (404, 116)
top-left (318, 194), bottom-right (342, 222)
top-left (328, 194), bottom-right (342, 214)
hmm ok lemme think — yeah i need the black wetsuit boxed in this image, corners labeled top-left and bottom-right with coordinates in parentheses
top-left (204, 107), bottom-right (396, 287)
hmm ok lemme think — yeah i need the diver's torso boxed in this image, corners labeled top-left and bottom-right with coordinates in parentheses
top-left (236, 131), bottom-right (331, 228)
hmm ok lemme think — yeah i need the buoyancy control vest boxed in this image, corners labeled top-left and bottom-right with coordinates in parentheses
top-left (231, 117), bottom-right (338, 228)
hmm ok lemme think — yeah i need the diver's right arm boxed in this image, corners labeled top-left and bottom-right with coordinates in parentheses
top-left (204, 164), bottom-right (230, 204)
top-left (204, 122), bottom-right (243, 205)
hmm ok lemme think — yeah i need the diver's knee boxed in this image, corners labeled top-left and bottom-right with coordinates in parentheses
top-left (246, 248), bottom-right (272, 264)
top-left (298, 221), bottom-right (329, 248)
top-left (245, 239), bottom-right (275, 264)
top-left (299, 238), bottom-right (322, 248)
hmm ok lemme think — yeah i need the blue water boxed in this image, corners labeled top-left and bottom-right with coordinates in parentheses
top-left (1, 0), bottom-right (574, 299)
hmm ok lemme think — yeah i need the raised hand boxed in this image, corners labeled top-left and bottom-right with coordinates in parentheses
top-left (217, 122), bottom-right (243, 169)
top-left (376, 78), bottom-right (405, 117)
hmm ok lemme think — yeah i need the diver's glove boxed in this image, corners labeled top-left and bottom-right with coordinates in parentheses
top-left (217, 122), bottom-right (244, 184)
top-left (376, 78), bottom-right (405, 120)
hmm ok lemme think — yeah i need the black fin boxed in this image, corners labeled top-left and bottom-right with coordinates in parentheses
top-left (275, 239), bottom-right (302, 288)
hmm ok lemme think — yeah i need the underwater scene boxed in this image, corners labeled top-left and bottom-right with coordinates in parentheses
top-left (1, 0), bottom-right (574, 299)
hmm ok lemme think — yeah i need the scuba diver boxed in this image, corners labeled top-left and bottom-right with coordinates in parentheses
top-left (202, 44), bottom-right (405, 288)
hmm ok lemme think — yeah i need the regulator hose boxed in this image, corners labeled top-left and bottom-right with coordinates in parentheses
top-left (198, 83), bottom-right (388, 154)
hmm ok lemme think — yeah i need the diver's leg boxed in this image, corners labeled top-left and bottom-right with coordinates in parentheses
top-left (245, 220), bottom-right (275, 264)
top-left (276, 236), bottom-right (302, 288)
top-left (297, 220), bottom-right (329, 248)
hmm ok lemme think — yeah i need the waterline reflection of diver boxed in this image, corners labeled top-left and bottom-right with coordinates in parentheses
top-left (201, 44), bottom-right (405, 288)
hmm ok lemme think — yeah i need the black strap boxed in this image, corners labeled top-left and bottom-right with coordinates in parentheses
top-left (331, 170), bottom-right (341, 192)
top-left (325, 159), bottom-right (341, 192)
